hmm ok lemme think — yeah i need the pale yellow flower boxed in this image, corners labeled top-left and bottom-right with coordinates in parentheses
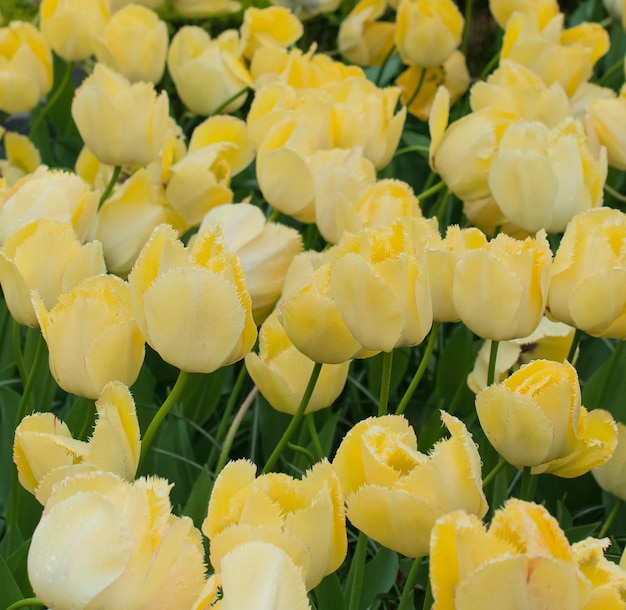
top-left (489, 0), bottom-right (559, 29)
top-left (0, 131), bottom-right (41, 186)
top-left (587, 84), bottom-right (626, 170)
top-left (240, 6), bottom-right (303, 61)
top-left (172, 0), bottom-right (241, 17)
top-left (593, 422), bottom-right (626, 501)
top-left (333, 413), bottom-right (488, 558)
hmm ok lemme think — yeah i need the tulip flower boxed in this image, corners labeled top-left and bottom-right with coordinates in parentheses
top-left (28, 472), bottom-right (206, 610)
top-left (72, 63), bottom-right (170, 168)
top-left (593, 422), bottom-right (626, 501)
top-left (39, 0), bottom-right (109, 61)
top-left (476, 359), bottom-right (617, 477)
top-left (395, 0), bottom-right (464, 68)
top-left (0, 219), bottom-right (105, 326)
top-left (13, 381), bottom-right (141, 504)
top-left (586, 84), bottom-right (626, 170)
top-left (332, 412), bottom-right (488, 558)
top-left (0, 21), bottom-right (53, 114)
top-left (0, 165), bottom-right (98, 245)
top-left (0, 131), bottom-right (41, 186)
top-left (172, 0), bottom-right (241, 17)
top-left (128, 223), bottom-right (256, 373)
top-left (240, 6), bottom-right (303, 61)
top-left (430, 499), bottom-right (608, 609)
top-left (548, 208), bottom-right (626, 339)
top-left (203, 459), bottom-right (347, 590)
top-left (167, 27), bottom-right (252, 116)
top-left (489, 0), bottom-right (559, 29)
top-left (453, 230), bottom-right (551, 341)
top-left (198, 203), bottom-right (302, 323)
top-left (245, 309), bottom-right (349, 414)
top-left (34, 274), bottom-right (145, 399)
top-left (91, 3), bottom-right (168, 84)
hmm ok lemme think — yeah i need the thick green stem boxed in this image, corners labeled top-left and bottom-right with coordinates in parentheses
top-left (30, 60), bottom-right (73, 140)
top-left (306, 413), bottom-right (325, 461)
top-left (461, 0), bottom-right (474, 55)
top-left (398, 556), bottom-right (423, 610)
top-left (567, 328), bottom-right (582, 363)
top-left (598, 498), bottom-right (622, 538)
top-left (396, 323), bottom-right (440, 415)
top-left (378, 350), bottom-right (394, 417)
top-left (261, 362), bottom-right (322, 474)
top-left (139, 369), bottom-right (189, 467)
top-left (416, 181), bottom-right (445, 201)
top-left (347, 531), bottom-right (369, 610)
top-left (519, 466), bottom-right (537, 502)
top-left (98, 165), bottom-right (121, 209)
top-left (422, 575), bottom-right (434, 610)
top-left (486, 340), bottom-right (499, 387)
top-left (215, 385), bottom-right (259, 474)
top-left (482, 457), bottom-right (507, 489)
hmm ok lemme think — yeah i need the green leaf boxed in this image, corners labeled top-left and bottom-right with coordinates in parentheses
top-left (582, 341), bottom-right (626, 422)
top-left (179, 368), bottom-right (229, 426)
top-left (314, 573), bottom-right (345, 610)
top-left (0, 554), bottom-right (23, 607)
top-left (7, 539), bottom-right (33, 598)
top-left (360, 546), bottom-right (399, 610)
top-left (183, 466), bottom-right (214, 530)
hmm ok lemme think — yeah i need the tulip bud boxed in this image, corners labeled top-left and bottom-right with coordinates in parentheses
top-left (489, 0), bottom-right (559, 29)
top-left (593, 422), bottom-right (626, 501)
top-left (240, 6), bottom-right (303, 61)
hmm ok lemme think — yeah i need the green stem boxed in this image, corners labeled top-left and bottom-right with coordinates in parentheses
top-left (14, 332), bottom-right (46, 425)
top-left (486, 340), bottom-right (499, 387)
top-left (139, 369), bottom-right (189, 468)
top-left (215, 385), bottom-right (259, 474)
top-left (375, 44), bottom-right (397, 87)
top-left (378, 350), bottom-right (393, 417)
top-left (599, 57), bottom-right (625, 85)
top-left (422, 574), bottom-right (434, 610)
top-left (261, 362), bottom-right (322, 474)
top-left (6, 598), bottom-right (45, 610)
top-left (30, 60), bottom-right (73, 140)
top-left (480, 51), bottom-right (501, 80)
top-left (396, 323), bottom-right (440, 415)
top-left (398, 556), bottom-right (423, 610)
top-left (268, 208), bottom-right (280, 222)
top-left (461, 0), bottom-right (474, 55)
top-left (98, 165), bottom-right (121, 209)
top-left (598, 498), bottom-right (622, 538)
top-left (482, 457), bottom-right (507, 489)
top-left (604, 183), bottom-right (626, 204)
top-left (519, 466), bottom-right (537, 502)
top-left (12, 320), bottom-right (26, 384)
top-left (394, 144), bottom-right (430, 158)
top-left (287, 442), bottom-right (316, 463)
top-left (596, 341), bottom-right (624, 409)
top-left (406, 67), bottom-right (427, 108)
top-left (306, 413), bottom-right (325, 461)
top-left (416, 181), bottom-right (445, 201)
top-left (347, 531), bottom-right (369, 610)
top-left (566, 328), bottom-right (582, 364)
top-left (210, 87), bottom-right (249, 116)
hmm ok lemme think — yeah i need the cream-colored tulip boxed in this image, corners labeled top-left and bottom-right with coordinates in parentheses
top-left (245, 310), bottom-right (349, 414)
top-left (40, 0), bottom-right (108, 61)
top-left (92, 4), bottom-right (168, 84)
top-left (128, 224), bottom-right (256, 373)
top-left (172, 0), bottom-right (241, 17)
top-left (476, 360), bottom-right (617, 477)
top-left (593, 422), bottom-right (626, 501)
top-left (72, 63), bottom-right (170, 168)
top-left (395, 0), bottom-right (464, 68)
top-left (0, 21), bottom-right (53, 114)
top-left (204, 459), bottom-right (346, 590)
top-left (587, 84), bottom-right (626, 170)
top-left (0, 165), bottom-right (97, 244)
top-left (548, 208), bottom-right (626, 338)
top-left (94, 169), bottom-right (178, 275)
top-left (34, 274), bottom-right (145, 399)
top-left (199, 203), bottom-right (302, 323)
top-left (168, 27), bottom-right (251, 116)
top-left (333, 413), bottom-right (488, 558)
top-left (338, 0), bottom-right (395, 67)
top-left (0, 131), bottom-right (41, 186)
top-left (453, 230), bottom-right (552, 340)
top-left (240, 6), bottom-right (303, 61)
top-left (489, 118), bottom-right (606, 233)
top-left (489, 0), bottom-right (559, 29)
top-left (28, 472), bottom-right (206, 610)
top-left (0, 219), bottom-right (105, 326)
top-left (13, 381), bottom-right (140, 504)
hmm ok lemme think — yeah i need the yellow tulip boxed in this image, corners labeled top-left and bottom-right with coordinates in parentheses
top-left (467, 316), bottom-right (576, 393)
top-left (240, 6), bottom-right (303, 61)
top-left (488, 118), bottom-right (606, 233)
top-left (13, 381), bottom-right (140, 504)
top-left (72, 63), bottom-right (170, 168)
top-left (328, 77), bottom-right (407, 170)
top-left (587, 84), bottom-right (626, 170)
top-left (476, 359), bottom-right (617, 476)
top-left (172, 0), bottom-right (241, 17)
top-left (338, 0), bottom-right (395, 67)
top-left (203, 459), bottom-right (346, 590)
top-left (198, 203), bottom-right (302, 323)
top-left (0, 131), bottom-right (41, 186)
top-left (128, 223), bottom-right (256, 373)
top-left (0, 21), bottom-right (53, 114)
top-left (91, 3), bottom-right (168, 84)
top-left (28, 472), bottom-right (206, 610)
top-left (430, 499), bottom-right (598, 609)
top-left (452, 230), bottom-right (551, 341)
top-left (0, 219), bottom-right (105, 326)
top-left (34, 274), bottom-right (145, 399)
top-left (39, 0), bottom-right (109, 61)
top-left (593, 422), bottom-right (626, 501)
top-left (548, 208), bottom-right (626, 338)
top-left (332, 412), bottom-right (488, 558)
top-left (167, 27), bottom-right (251, 116)
top-left (395, 0), bottom-right (464, 68)
top-left (94, 169), bottom-right (179, 275)
top-left (245, 309), bottom-right (349, 414)
top-left (0, 165), bottom-right (98, 245)
top-left (489, 0), bottom-right (559, 29)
